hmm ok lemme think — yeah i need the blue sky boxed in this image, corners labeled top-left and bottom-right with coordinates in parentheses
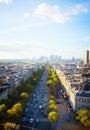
top-left (0, 0), bottom-right (90, 59)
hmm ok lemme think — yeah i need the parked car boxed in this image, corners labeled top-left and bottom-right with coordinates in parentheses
top-left (63, 93), bottom-right (68, 99)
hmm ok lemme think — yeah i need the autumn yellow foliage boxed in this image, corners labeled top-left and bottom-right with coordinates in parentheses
top-left (76, 108), bottom-right (90, 127)
top-left (48, 104), bottom-right (58, 112)
top-left (7, 103), bottom-right (23, 121)
top-left (48, 111), bottom-right (60, 123)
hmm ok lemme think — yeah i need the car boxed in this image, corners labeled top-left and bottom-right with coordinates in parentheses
top-left (63, 93), bottom-right (68, 99)
top-left (22, 117), bottom-right (26, 122)
top-left (34, 105), bottom-right (37, 108)
top-left (68, 99), bottom-right (70, 103)
top-left (44, 112), bottom-right (47, 117)
top-left (30, 118), bottom-right (34, 124)
top-left (32, 93), bottom-right (35, 97)
top-left (41, 110), bottom-right (44, 114)
top-left (60, 89), bottom-right (63, 93)
top-left (41, 95), bottom-right (44, 98)
top-left (56, 101), bottom-right (61, 104)
top-left (44, 99), bottom-right (48, 102)
top-left (39, 105), bottom-right (42, 109)
top-left (35, 118), bottom-right (40, 124)
top-left (25, 108), bottom-right (28, 112)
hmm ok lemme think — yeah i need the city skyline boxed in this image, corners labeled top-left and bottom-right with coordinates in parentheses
top-left (0, 0), bottom-right (90, 59)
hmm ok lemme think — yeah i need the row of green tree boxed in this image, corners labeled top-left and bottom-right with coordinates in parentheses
top-left (0, 66), bottom-right (45, 124)
top-left (47, 67), bottom-right (60, 128)
top-left (47, 67), bottom-right (59, 95)
top-left (48, 95), bottom-right (60, 124)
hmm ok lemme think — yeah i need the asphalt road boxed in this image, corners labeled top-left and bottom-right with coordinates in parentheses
top-left (20, 69), bottom-right (51, 130)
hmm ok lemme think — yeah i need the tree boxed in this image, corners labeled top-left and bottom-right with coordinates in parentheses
top-left (0, 98), bottom-right (14, 109)
top-left (49, 95), bottom-right (56, 101)
top-left (7, 103), bottom-right (23, 122)
top-left (47, 67), bottom-right (59, 96)
top-left (47, 77), bottom-right (60, 129)
top-left (47, 79), bottom-right (54, 86)
top-left (49, 99), bottom-right (56, 105)
top-left (48, 104), bottom-right (58, 112)
top-left (20, 92), bottom-right (30, 102)
top-left (0, 104), bottom-right (7, 112)
top-left (48, 111), bottom-right (60, 129)
top-left (76, 108), bottom-right (90, 128)
top-left (53, 77), bottom-right (58, 84)
top-left (0, 104), bottom-right (7, 122)
top-left (4, 122), bottom-right (20, 130)
top-left (17, 84), bottom-right (34, 95)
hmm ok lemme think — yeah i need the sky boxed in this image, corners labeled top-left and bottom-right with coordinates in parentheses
top-left (0, 0), bottom-right (90, 59)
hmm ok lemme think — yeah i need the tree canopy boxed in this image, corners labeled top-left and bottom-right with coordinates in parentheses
top-left (49, 95), bottom-right (56, 101)
top-left (48, 111), bottom-right (60, 123)
top-left (0, 104), bottom-right (7, 121)
top-left (7, 103), bottom-right (23, 122)
top-left (49, 99), bottom-right (56, 105)
top-left (48, 104), bottom-right (58, 112)
top-left (76, 108), bottom-right (90, 127)
top-left (20, 92), bottom-right (30, 102)
top-left (47, 67), bottom-right (59, 95)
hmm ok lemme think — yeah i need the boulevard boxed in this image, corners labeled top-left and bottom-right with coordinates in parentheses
top-left (20, 69), bottom-right (51, 130)
top-left (20, 69), bottom-right (77, 130)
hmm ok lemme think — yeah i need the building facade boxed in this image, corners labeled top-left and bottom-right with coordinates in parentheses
top-left (54, 62), bottom-right (90, 111)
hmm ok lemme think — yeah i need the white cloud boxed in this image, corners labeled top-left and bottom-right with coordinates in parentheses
top-left (24, 12), bottom-right (30, 18)
top-left (65, 4), bottom-right (88, 16)
top-left (0, 0), bottom-right (12, 4)
top-left (33, 3), bottom-right (68, 24)
top-left (33, 3), bottom-right (88, 24)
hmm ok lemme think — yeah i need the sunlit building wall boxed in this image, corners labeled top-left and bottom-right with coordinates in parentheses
top-left (84, 50), bottom-right (89, 64)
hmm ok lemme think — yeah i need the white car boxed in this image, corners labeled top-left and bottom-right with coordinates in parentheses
top-left (39, 105), bottom-right (42, 109)
top-left (30, 118), bottom-right (34, 124)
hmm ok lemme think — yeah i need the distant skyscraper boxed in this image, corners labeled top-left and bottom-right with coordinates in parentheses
top-left (50, 55), bottom-right (61, 62)
top-left (84, 50), bottom-right (89, 64)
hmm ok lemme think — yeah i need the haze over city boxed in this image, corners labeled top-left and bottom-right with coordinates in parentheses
top-left (0, 0), bottom-right (90, 59)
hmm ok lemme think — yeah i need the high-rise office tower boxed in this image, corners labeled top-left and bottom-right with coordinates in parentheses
top-left (84, 50), bottom-right (89, 64)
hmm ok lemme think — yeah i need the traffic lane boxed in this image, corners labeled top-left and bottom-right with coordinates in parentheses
top-left (37, 120), bottom-right (51, 130)
top-left (31, 93), bottom-right (49, 125)
top-left (21, 94), bottom-right (49, 125)
top-left (20, 70), bottom-right (49, 128)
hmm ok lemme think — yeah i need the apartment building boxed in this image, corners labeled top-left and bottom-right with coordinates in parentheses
top-left (0, 63), bottom-right (37, 100)
top-left (55, 63), bottom-right (90, 111)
